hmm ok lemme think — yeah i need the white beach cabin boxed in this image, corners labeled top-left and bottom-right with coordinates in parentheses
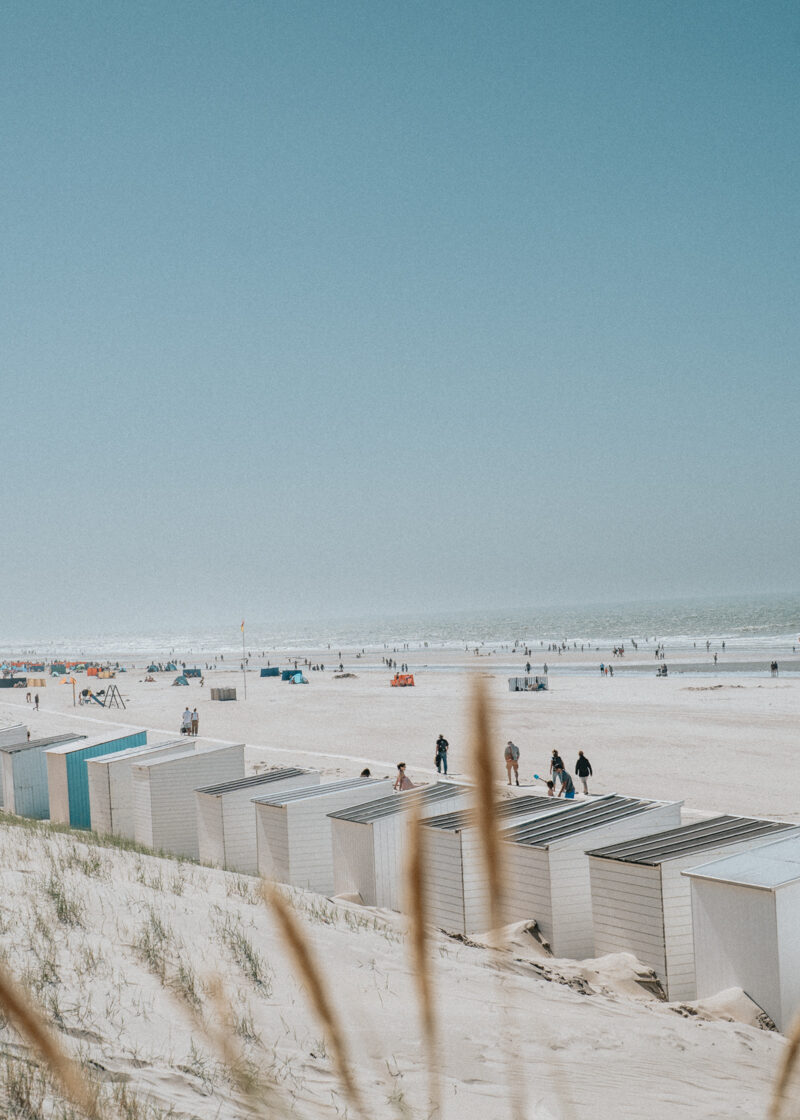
top-left (47, 730), bottom-right (148, 829)
top-left (588, 815), bottom-right (798, 1000)
top-left (684, 835), bottom-right (800, 1031)
top-left (330, 782), bottom-right (469, 909)
top-left (420, 795), bottom-right (575, 935)
top-left (0, 723), bottom-right (28, 807)
top-left (1, 733), bottom-right (85, 818)
top-left (195, 768), bottom-right (320, 874)
top-left (88, 738), bottom-right (196, 839)
top-left (501, 795), bottom-right (683, 958)
top-left (254, 777), bottom-right (393, 894)
top-left (132, 743), bottom-right (245, 858)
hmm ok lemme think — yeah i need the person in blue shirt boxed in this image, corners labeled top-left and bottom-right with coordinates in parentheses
top-left (554, 765), bottom-right (575, 799)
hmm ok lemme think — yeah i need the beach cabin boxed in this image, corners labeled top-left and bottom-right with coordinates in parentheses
top-left (255, 777), bottom-right (393, 894)
top-left (196, 768), bottom-right (320, 874)
top-left (330, 782), bottom-right (469, 909)
top-left (684, 835), bottom-right (800, 1031)
top-left (132, 743), bottom-right (245, 858)
top-left (88, 738), bottom-right (194, 838)
top-left (46, 731), bottom-right (147, 828)
top-left (588, 815), bottom-right (798, 1001)
top-left (502, 795), bottom-right (682, 958)
top-left (210, 687), bottom-right (237, 701)
top-left (0, 723), bottom-right (28, 807)
top-left (1, 734), bottom-right (86, 818)
top-left (420, 796), bottom-right (575, 935)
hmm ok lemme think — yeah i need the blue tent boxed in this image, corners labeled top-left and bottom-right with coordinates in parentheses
top-left (172, 675), bottom-right (189, 686)
top-left (291, 673), bottom-right (308, 684)
top-left (147, 664), bottom-right (159, 673)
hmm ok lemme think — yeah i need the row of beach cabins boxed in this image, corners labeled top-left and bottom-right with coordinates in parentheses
top-left (1, 719), bottom-right (799, 1031)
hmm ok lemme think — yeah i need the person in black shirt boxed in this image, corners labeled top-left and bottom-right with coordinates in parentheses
top-left (435, 735), bottom-right (449, 775)
top-left (575, 751), bottom-right (592, 794)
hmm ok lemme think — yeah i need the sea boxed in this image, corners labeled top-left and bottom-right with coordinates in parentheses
top-left (3, 593), bottom-right (800, 670)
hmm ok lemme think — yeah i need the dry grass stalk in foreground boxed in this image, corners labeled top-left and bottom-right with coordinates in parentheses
top-left (470, 678), bottom-right (506, 940)
top-left (405, 800), bottom-right (441, 1117)
top-left (0, 959), bottom-right (101, 1119)
top-left (768, 1011), bottom-right (800, 1120)
top-left (261, 879), bottom-right (367, 1120)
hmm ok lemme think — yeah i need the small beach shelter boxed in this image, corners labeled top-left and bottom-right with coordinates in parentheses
top-left (46, 730), bottom-right (147, 828)
top-left (196, 768), bottom-right (320, 874)
top-left (501, 796), bottom-right (683, 958)
top-left (330, 782), bottom-right (470, 909)
top-left (684, 835), bottom-right (800, 1031)
top-left (165, 663), bottom-right (178, 672)
top-left (172, 676), bottom-right (189, 686)
top-left (0, 734), bottom-right (86, 818)
top-left (260, 667), bottom-right (280, 677)
top-left (419, 796), bottom-right (575, 935)
top-left (254, 777), bottom-right (394, 894)
top-left (0, 723), bottom-right (27, 807)
top-left (588, 815), bottom-right (798, 1000)
top-left (87, 738), bottom-right (193, 838)
top-left (132, 742), bottom-right (245, 858)
top-left (147, 664), bottom-right (160, 673)
top-left (291, 673), bottom-right (308, 684)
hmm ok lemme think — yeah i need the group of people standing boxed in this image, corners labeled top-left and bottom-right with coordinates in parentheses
top-left (181, 707), bottom-right (199, 736)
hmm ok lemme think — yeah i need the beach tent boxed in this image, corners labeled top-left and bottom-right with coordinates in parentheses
top-left (684, 835), bottom-right (800, 1031)
top-left (291, 673), bottom-right (308, 684)
top-left (87, 738), bottom-right (194, 838)
top-left (165, 663), bottom-right (178, 672)
top-left (588, 815), bottom-right (798, 1000)
top-left (172, 676), bottom-right (189, 686)
top-left (330, 782), bottom-right (470, 909)
top-left (131, 742), bottom-right (245, 858)
top-left (501, 796), bottom-right (683, 958)
top-left (195, 768), bottom-right (320, 874)
top-left (147, 664), bottom-right (160, 673)
top-left (0, 723), bottom-right (27, 806)
top-left (46, 730), bottom-right (147, 828)
top-left (260, 668), bottom-right (280, 677)
top-left (417, 796), bottom-right (575, 935)
top-left (0, 734), bottom-right (86, 818)
top-left (254, 777), bottom-right (394, 894)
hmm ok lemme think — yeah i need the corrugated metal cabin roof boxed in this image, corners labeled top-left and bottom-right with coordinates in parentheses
top-left (89, 739), bottom-right (186, 765)
top-left (588, 815), bottom-right (796, 865)
top-left (328, 782), bottom-right (466, 823)
top-left (504, 796), bottom-right (670, 848)
top-left (253, 777), bottom-right (382, 806)
top-left (423, 793), bottom-right (577, 832)
top-left (46, 730), bottom-right (147, 756)
top-left (1, 733), bottom-right (86, 756)
top-left (683, 835), bottom-right (800, 890)
top-left (196, 768), bottom-right (310, 796)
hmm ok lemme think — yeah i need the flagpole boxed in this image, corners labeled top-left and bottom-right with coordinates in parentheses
top-left (241, 620), bottom-right (247, 699)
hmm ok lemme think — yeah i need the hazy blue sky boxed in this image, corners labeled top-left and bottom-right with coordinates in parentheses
top-left (2, 1), bottom-right (798, 635)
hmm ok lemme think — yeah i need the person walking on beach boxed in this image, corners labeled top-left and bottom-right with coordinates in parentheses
top-left (34, 693), bottom-right (39, 710)
top-left (575, 751), bottom-right (592, 794)
top-left (555, 764), bottom-right (575, 799)
top-left (181, 707), bottom-right (192, 735)
top-left (435, 734), bottom-right (449, 775)
top-left (549, 749), bottom-right (564, 782)
top-left (504, 740), bottom-right (520, 786)
top-left (191, 708), bottom-right (199, 736)
top-left (394, 762), bottom-right (414, 791)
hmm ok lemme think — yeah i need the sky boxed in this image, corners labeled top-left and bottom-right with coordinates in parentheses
top-left (1, 1), bottom-right (799, 635)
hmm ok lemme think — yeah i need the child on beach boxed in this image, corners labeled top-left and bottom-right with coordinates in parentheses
top-left (393, 763), bottom-right (414, 791)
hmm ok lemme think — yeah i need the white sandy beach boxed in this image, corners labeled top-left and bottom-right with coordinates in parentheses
top-left (1, 650), bottom-right (799, 1118)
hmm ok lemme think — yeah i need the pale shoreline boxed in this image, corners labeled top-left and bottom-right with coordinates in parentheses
top-left (1, 642), bottom-right (798, 1117)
